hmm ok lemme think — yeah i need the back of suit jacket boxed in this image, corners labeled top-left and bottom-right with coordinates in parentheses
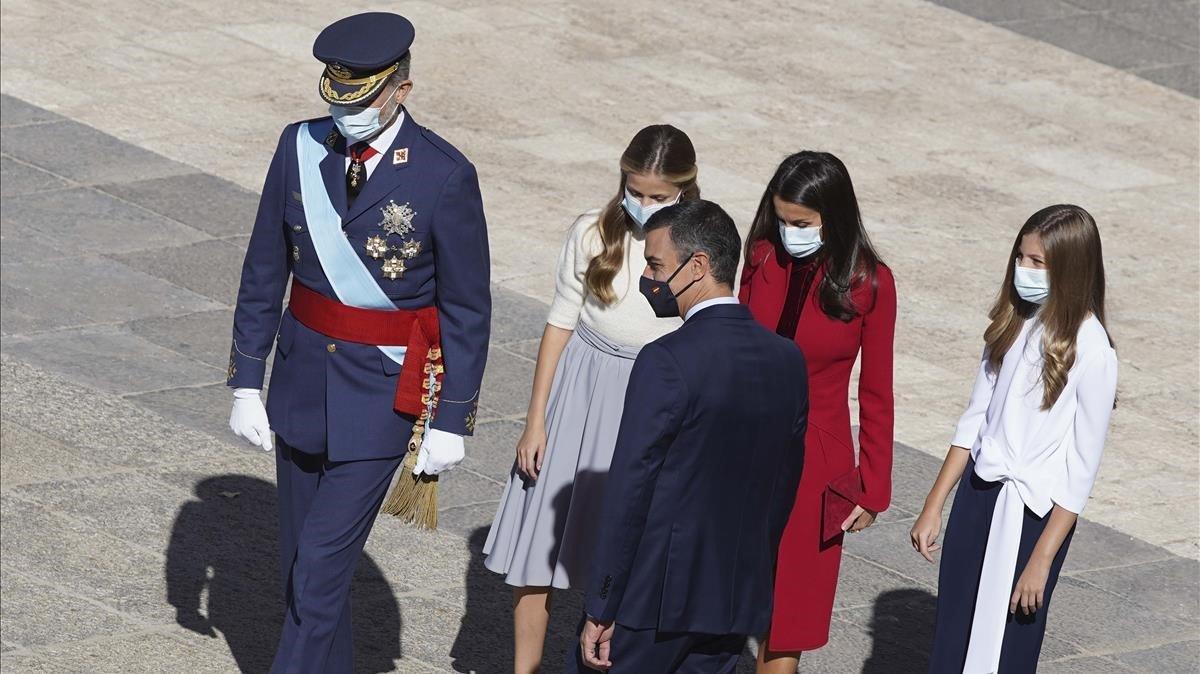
top-left (585, 302), bottom-right (808, 636)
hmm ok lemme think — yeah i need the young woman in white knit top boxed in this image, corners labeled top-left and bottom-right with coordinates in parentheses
top-left (483, 125), bottom-right (701, 672)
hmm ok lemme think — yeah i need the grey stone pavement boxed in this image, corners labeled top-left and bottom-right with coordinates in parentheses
top-left (1, 0), bottom-right (1198, 671)
top-left (1, 94), bottom-right (1197, 672)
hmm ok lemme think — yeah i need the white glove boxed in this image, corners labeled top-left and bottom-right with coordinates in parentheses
top-left (229, 388), bottom-right (274, 451)
top-left (413, 428), bottom-right (465, 476)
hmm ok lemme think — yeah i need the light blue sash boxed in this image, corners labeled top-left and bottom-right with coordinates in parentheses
top-left (296, 122), bottom-right (406, 365)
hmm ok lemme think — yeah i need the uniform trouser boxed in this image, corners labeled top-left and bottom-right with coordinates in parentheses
top-left (565, 618), bottom-right (746, 674)
top-left (270, 438), bottom-right (403, 674)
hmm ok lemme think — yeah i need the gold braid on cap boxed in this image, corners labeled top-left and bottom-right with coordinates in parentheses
top-left (321, 62), bottom-right (400, 103)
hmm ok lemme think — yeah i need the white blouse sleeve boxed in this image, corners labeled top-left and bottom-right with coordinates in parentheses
top-left (951, 349), bottom-right (997, 450)
top-left (1052, 348), bottom-right (1118, 514)
top-left (546, 212), bottom-right (596, 331)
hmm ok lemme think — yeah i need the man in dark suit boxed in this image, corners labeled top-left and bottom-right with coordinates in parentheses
top-left (574, 200), bottom-right (809, 673)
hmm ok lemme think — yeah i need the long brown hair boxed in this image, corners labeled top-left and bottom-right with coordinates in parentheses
top-left (984, 204), bottom-right (1113, 409)
top-left (744, 151), bottom-right (883, 322)
top-left (584, 125), bottom-right (700, 304)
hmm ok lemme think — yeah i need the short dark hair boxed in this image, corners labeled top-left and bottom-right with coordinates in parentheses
top-left (645, 200), bottom-right (742, 286)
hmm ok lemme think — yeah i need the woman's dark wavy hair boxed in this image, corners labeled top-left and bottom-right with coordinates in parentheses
top-left (744, 151), bottom-right (884, 322)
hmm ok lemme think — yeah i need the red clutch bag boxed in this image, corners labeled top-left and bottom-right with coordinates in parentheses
top-left (822, 467), bottom-right (865, 543)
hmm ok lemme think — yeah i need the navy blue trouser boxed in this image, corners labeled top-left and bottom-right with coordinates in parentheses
top-left (929, 460), bottom-right (1075, 673)
top-left (565, 618), bottom-right (746, 674)
top-left (270, 438), bottom-right (403, 674)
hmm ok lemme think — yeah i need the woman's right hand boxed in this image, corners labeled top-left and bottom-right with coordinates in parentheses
top-left (516, 424), bottom-right (548, 480)
top-left (910, 507), bottom-right (943, 563)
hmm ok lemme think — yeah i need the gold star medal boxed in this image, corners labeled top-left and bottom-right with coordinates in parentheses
top-left (398, 238), bottom-right (422, 259)
top-left (380, 201), bottom-right (415, 237)
top-left (381, 256), bottom-right (407, 280)
top-left (364, 235), bottom-right (389, 259)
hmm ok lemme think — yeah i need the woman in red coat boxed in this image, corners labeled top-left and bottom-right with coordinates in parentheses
top-left (740, 151), bottom-right (896, 672)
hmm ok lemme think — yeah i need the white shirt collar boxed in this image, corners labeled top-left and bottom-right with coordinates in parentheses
top-left (344, 111), bottom-right (406, 179)
top-left (684, 295), bottom-right (739, 321)
top-left (369, 109), bottom-right (405, 153)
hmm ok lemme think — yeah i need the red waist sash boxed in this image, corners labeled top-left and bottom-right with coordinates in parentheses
top-left (287, 280), bottom-right (442, 418)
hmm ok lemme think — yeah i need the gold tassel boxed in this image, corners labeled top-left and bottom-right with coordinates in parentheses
top-left (380, 345), bottom-right (443, 529)
top-left (380, 443), bottom-right (439, 530)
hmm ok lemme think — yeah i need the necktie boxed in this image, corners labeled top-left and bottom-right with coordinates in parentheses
top-left (346, 142), bottom-right (379, 201)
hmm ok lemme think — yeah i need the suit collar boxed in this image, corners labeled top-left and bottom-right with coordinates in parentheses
top-left (684, 296), bottom-right (740, 321)
top-left (685, 301), bottom-right (751, 323)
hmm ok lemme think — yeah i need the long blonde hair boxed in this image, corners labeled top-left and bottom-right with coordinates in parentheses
top-left (584, 125), bottom-right (700, 304)
top-left (984, 204), bottom-right (1113, 409)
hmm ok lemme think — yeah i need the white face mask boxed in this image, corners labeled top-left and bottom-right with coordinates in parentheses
top-left (778, 219), bottom-right (823, 258)
top-left (1013, 263), bottom-right (1050, 305)
top-left (623, 188), bottom-right (681, 227)
top-left (329, 88), bottom-right (398, 142)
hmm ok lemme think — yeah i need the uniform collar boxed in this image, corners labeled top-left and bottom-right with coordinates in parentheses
top-left (339, 107), bottom-right (420, 222)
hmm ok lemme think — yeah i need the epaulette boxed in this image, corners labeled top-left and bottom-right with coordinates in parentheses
top-left (418, 125), bottom-right (470, 165)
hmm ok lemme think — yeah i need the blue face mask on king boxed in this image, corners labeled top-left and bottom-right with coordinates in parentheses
top-left (330, 87), bottom-right (399, 142)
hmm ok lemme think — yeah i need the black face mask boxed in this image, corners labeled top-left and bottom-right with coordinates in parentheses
top-left (639, 253), bottom-right (698, 318)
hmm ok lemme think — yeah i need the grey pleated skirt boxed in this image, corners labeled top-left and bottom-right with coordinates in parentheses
top-left (482, 321), bottom-right (641, 589)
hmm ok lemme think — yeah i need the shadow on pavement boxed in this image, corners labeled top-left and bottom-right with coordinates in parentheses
top-left (165, 474), bottom-right (402, 672)
top-left (861, 587), bottom-right (937, 673)
top-left (451, 526), bottom-right (585, 673)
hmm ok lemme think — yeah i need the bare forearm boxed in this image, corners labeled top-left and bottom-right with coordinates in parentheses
top-left (1032, 505), bottom-right (1078, 565)
top-left (923, 446), bottom-right (971, 511)
top-left (526, 324), bottom-right (573, 423)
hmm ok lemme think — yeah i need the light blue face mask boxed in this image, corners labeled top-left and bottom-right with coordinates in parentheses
top-left (329, 88), bottom-right (398, 143)
top-left (623, 188), bottom-right (681, 227)
top-left (778, 219), bottom-right (823, 258)
top-left (1013, 263), bottom-right (1050, 305)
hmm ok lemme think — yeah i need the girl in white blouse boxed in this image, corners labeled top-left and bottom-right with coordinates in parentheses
top-left (910, 204), bottom-right (1118, 673)
top-left (482, 125), bottom-right (701, 672)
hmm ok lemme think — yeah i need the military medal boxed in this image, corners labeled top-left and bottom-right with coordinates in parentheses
top-left (347, 143), bottom-right (380, 193)
top-left (380, 200), bottom-right (415, 237)
top-left (365, 235), bottom-right (389, 259)
top-left (381, 256), bottom-right (407, 280)
top-left (372, 202), bottom-right (420, 279)
top-left (398, 238), bottom-right (421, 259)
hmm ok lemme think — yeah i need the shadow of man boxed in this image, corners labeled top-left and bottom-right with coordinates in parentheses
top-left (449, 525), bottom-right (518, 673)
top-left (861, 587), bottom-right (937, 673)
top-left (165, 474), bottom-right (402, 673)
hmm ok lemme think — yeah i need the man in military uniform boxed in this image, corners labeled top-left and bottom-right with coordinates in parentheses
top-left (225, 12), bottom-right (490, 672)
